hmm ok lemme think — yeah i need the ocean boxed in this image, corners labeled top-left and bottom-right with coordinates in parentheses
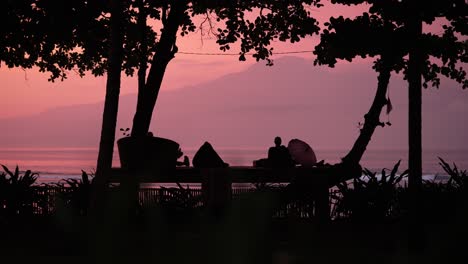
top-left (0, 147), bottom-right (467, 183)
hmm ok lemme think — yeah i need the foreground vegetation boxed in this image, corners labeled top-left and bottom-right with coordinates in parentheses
top-left (0, 160), bottom-right (467, 262)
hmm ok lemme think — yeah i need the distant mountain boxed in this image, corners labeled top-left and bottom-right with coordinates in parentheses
top-left (1, 56), bottom-right (467, 152)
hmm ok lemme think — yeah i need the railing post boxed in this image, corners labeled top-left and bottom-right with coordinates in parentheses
top-left (201, 168), bottom-right (232, 213)
top-left (314, 172), bottom-right (330, 223)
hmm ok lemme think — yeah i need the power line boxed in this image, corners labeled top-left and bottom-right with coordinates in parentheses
top-left (178, 50), bottom-right (314, 56)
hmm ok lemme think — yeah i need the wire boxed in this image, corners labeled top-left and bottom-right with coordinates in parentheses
top-left (178, 50), bottom-right (314, 56)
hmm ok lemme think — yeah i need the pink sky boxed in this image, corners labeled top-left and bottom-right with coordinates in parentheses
top-left (1, 2), bottom-right (466, 154)
top-left (0, 2), bottom-right (368, 118)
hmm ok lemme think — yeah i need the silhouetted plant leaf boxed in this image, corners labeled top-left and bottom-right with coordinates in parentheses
top-left (1, 164), bottom-right (14, 178)
top-left (381, 168), bottom-right (387, 184)
top-left (81, 170), bottom-right (90, 185)
top-left (394, 169), bottom-right (409, 185)
top-left (390, 160), bottom-right (401, 179)
top-left (439, 157), bottom-right (468, 190)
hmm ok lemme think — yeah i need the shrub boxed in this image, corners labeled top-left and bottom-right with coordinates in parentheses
top-left (159, 182), bottom-right (203, 211)
top-left (393, 158), bottom-right (468, 222)
top-left (439, 157), bottom-right (468, 192)
top-left (0, 165), bottom-right (41, 219)
top-left (332, 160), bottom-right (408, 221)
top-left (53, 170), bottom-right (93, 216)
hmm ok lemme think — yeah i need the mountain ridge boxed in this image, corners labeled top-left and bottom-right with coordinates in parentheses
top-left (1, 56), bottom-right (467, 151)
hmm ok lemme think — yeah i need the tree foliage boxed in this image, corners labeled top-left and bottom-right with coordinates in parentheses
top-left (1, 0), bottom-right (158, 81)
top-left (1, 0), bottom-right (108, 81)
top-left (215, 0), bottom-right (323, 64)
top-left (312, 0), bottom-right (467, 189)
top-left (319, 0), bottom-right (468, 88)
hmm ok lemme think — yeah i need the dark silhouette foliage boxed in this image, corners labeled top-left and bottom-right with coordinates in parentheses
top-left (215, 0), bottom-right (323, 65)
top-left (0, 165), bottom-right (40, 219)
top-left (439, 157), bottom-right (468, 192)
top-left (333, 161), bottom-right (408, 220)
top-left (53, 171), bottom-right (94, 216)
top-left (314, 0), bottom-right (467, 188)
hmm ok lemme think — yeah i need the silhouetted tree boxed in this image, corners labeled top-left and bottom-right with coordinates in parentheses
top-left (91, 0), bottom-right (324, 193)
top-left (216, 0), bottom-right (466, 189)
top-left (401, 0), bottom-right (467, 191)
top-left (314, 14), bottom-right (405, 167)
top-left (2, 1), bottom-right (324, 185)
top-left (94, 0), bottom-right (125, 189)
top-left (1, 1), bottom-right (157, 189)
top-left (0, 1), bottom-right (107, 80)
top-left (129, 0), bottom-right (324, 137)
top-left (320, 0), bottom-right (467, 189)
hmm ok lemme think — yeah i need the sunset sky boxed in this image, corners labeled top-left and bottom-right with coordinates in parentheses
top-left (1, 2), bottom-right (368, 118)
top-left (1, 2), bottom-right (466, 154)
top-left (2, 5), bottom-right (468, 258)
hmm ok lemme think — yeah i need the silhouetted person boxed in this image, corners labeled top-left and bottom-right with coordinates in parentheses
top-left (175, 147), bottom-right (190, 167)
top-left (176, 155), bottom-right (190, 167)
top-left (193, 142), bottom-right (229, 168)
top-left (268, 136), bottom-right (294, 168)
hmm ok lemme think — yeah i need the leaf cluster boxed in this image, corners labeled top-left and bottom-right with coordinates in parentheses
top-left (5, 0), bottom-right (322, 79)
top-left (1, 0), bottom-right (111, 81)
top-left (215, 0), bottom-right (323, 64)
top-left (159, 182), bottom-right (203, 211)
top-left (439, 157), bottom-right (468, 191)
top-left (314, 13), bottom-right (407, 72)
top-left (52, 170), bottom-right (94, 216)
top-left (0, 165), bottom-right (39, 218)
top-left (317, 0), bottom-right (467, 89)
top-left (333, 160), bottom-right (408, 220)
top-left (0, 0), bottom-right (194, 80)
top-left (331, 0), bottom-right (466, 25)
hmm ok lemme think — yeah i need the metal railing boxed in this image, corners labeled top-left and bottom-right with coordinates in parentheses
top-left (22, 185), bottom-right (334, 220)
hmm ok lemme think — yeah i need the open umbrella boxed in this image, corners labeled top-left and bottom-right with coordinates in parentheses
top-left (287, 139), bottom-right (317, 167)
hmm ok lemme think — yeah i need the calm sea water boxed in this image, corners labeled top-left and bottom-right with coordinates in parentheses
top-left (0, 148), bottom-right (467, 183)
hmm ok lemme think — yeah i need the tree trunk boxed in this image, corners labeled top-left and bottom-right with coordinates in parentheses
top-left (328, 60), bottom-right (392, 187)
top-left (407, 18), bottom-right (423, 192)
top-left (131, 1), bottom-right (187, 137)
top-left (93, 0), bottom-right (124, 191)
top-left (407, 14), bottom-right (424, 254)
top-left (136, 0), bottom-right (147, 116)
top-left (342, 63), bottom-right (392, 165)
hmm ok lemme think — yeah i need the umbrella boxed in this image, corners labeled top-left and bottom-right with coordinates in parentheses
top-left (287, 139), bottom-right (317, 167)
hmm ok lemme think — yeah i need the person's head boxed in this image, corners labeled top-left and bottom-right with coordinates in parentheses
top-left (274, 136), bottom-right (282, 146)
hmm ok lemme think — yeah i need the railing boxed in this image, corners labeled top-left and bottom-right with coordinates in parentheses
top-left (27, 185), bottom-right (335, 220)
top-left (14, 167), bottom-right (335, 221)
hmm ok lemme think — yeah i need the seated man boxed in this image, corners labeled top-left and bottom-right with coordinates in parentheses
top-left (267, 136), bottom-right (294, 168)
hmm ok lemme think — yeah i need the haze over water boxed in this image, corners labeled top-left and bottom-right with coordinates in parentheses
top-left (1, 147), bottom-right (466, 183)
top-left (2, 57), bottom-right (467, 184)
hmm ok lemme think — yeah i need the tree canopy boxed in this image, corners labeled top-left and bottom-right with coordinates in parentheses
top-left (1, 1), bottom-right (119, 80)
top-left (315, 1), bottom-right (467, 88)
top-left (215, 0), bottom-right (323, 64)
top-left (312, 0), bottom-right (467, 188)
